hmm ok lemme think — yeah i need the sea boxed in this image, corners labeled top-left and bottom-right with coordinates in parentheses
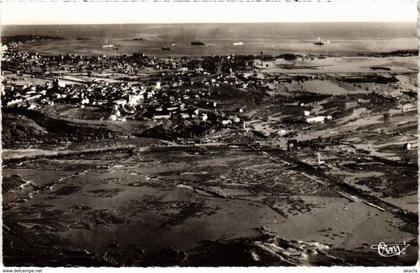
top-left (1, 22), bottom-right (417, 56)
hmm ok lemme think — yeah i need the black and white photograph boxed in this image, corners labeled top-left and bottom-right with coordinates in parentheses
top-left (1, 0), bottom-right (418, 268)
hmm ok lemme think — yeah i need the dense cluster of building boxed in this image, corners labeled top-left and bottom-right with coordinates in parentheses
top-left (2, 46), bottom-right (265, 134)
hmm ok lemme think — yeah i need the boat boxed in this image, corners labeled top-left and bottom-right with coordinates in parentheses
top-left (162, 47), bottom-right (171, 51)
top-left (233, 42), bottom-right (244, 46)
top-left (314, 37), bottom-right (330, 46)
top-left (191, 41), bottom-right (205, 46)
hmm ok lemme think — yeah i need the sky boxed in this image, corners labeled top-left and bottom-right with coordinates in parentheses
top-left (1, 0), bottom-right (418, 25)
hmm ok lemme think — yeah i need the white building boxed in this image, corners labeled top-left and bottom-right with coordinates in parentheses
top-left (128, 94), bottom-right (144, 106)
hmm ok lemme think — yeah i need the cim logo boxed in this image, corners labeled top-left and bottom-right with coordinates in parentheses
top-left (371, 241), bottom-right (410, 257)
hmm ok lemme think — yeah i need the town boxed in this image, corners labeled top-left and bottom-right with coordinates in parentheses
top-left (2, 38), bottom-right (345, 146)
